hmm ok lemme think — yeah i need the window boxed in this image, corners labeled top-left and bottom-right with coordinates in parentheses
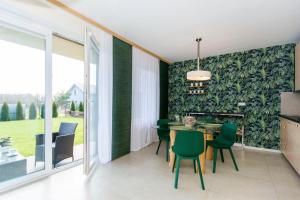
top-left (0, 22), bottom-right (47, 183)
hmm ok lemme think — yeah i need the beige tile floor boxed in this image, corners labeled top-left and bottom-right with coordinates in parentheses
top-left (1, 142), bottom-right (300, 200)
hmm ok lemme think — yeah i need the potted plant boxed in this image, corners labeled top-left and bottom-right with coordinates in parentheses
top-left (0, 137), bottom-right (12, 153)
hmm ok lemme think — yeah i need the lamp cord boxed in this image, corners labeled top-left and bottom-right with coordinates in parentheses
top-left (196, 38), bottom-right (202, 70)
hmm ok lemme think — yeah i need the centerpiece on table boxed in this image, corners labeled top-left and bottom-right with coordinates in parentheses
top-left (182, 116), bottom-right (197, 128)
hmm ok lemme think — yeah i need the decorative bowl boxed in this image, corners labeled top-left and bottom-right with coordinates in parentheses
top-left (182, 116), bottom-right (196, 127)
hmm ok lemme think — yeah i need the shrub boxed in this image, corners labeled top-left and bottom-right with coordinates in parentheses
top-left (40, 104), bottom-right (45, 119)
top-left (29, 103), bottom-right (37, 120)
top-left (1, 102), bottom-right (10, 121)
top-left (70, 101), bottom-right (76, 112)
top-left (78, 101), bottom-right (84, 112)
top-left (16, 102), bottom-right (24, 120)
top-left (52, 102), bottom-right (58, 118)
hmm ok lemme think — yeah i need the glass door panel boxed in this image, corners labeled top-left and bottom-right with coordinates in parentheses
top-left (84, 28), bottom-right (99, 175)
top-left (52, 35), bottom-right (84, 168)
top-left (0, 23), bottom-right (46, 182)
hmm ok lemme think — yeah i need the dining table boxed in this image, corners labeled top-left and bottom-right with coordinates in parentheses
top-left (167, 121), bottom-right (222, 174)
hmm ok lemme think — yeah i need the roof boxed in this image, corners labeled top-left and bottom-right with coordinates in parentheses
top-left (67, 83), bottom-right (96, 94)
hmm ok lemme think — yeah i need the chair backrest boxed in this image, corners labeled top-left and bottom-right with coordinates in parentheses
top-left (157, 119), bottom-right (170, 128)
top-left (217, 122), bottom-right (237, 145)
top-left (157, 127), bottom-right (170, 138)
top-left (173, 130), bottom-right (204, 156)
top-left (59, 122), bottom-right (78, 136)
top-left (156, 119), bottom-right (170, 137)
top-left (54, 134), bottom-right (75, 163)
top-left (157, 119), bottom-right (170, 125)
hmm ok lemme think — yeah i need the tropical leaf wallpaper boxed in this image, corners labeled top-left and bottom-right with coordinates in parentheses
top-left (169, 44), bottom-right (295, 149)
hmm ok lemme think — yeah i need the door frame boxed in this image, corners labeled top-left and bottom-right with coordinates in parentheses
top-left (84, 28), bottom-right (100, 175)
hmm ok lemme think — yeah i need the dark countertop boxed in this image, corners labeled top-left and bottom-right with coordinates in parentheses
top-left (280, 114), bottom-right (300, 123)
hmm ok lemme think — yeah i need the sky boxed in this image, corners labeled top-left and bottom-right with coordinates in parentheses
top-left (0, 40), bottom-right (84, 96)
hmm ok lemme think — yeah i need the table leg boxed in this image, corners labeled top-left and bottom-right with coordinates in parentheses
top-left (206, 134), bottom-right (214, 160)
top-left (168, 130), bottom-right (176, 168)
top-left (242, 124), bottom-right (245, 150)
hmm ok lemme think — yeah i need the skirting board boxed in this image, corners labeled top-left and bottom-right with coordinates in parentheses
top-left (234, 143), bottom-right (281, 153)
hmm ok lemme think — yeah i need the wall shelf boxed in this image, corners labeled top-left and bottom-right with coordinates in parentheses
top-left (186, 93), bottom-right (206, 95)
top-left (189, 86), bottom-right (206, 88)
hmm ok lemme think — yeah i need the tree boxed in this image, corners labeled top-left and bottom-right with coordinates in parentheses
top-left (52, 102), bottom-right (58, 118)
top-left (1, 102), bottom-right (10, 121)
top-left (78, 101), bottom-right (84, 112)
top-left (16, 102), bottom-right (24, 120)
top-left (40, 104), bottom-right (45, 119)
top-left (54, 91), bottom-right (71, 110)
top-left (29, 103), bottom-right (37, 120)
top-left (70, 101), bottom-right (76, 112)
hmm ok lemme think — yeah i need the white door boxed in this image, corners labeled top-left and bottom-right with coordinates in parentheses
top-left (84, 28), bottom-right (99, 175)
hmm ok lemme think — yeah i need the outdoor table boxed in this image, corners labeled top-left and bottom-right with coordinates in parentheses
top-left (0, 148), bottom-right (27, 182)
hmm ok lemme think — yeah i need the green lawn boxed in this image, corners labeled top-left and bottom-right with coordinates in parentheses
top-left (0, 117), bottom-right (83, 157)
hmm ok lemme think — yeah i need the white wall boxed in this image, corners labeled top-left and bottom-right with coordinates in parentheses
top-left (281, 92), bottom-right (300, 116)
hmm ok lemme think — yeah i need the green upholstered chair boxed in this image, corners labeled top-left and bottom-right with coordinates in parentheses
top-left (172, 130), bottom-right (205, 190)
top-left (206, 122), bottom-right (239, 173)
top-left (156, 119), bottom-right (171, 161)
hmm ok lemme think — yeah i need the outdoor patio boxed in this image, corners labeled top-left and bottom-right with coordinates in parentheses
top-left (26, 144), bottom-right (83, 173)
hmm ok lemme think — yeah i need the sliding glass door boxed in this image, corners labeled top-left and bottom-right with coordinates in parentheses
top-left (84, 29), bottom-right (99, 175)
top-left (0, 12), bottom-right (52, 187)
top-left (0, 9), bottom-right (100, 192)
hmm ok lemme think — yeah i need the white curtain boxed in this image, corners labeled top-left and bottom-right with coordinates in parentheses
top-left (98, 30), bottom-right (113, 163)
top-left (131, 47), bottom-right (160, 151)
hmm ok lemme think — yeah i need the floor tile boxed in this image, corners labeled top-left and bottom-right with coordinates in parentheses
top-left (1, 142), bottom-right (299, 200)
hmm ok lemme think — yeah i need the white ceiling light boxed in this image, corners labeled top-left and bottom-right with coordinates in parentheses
top-left (187, 38), bottom-right (211, 81)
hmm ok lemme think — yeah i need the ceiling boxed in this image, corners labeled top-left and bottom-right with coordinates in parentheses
top-left (58, 0), bottom-right (300, 62)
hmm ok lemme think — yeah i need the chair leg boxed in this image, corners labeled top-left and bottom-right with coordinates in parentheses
top-left (193, 159), bottom-right (196, 173)
top-left (166, 140), bottom-right (169, 162)
top-left (229, 147), bottom-right (239, 171)
top-left (212, 148), bottom-right (218, 173)
top-left (220, 149), bottom-right (224, 163)
top-left (196, 157), bottom-right (205, 190)
top-left (174, 156), bottom-right (181, 189)
top-left (172, 155), bottom-right (177, 173)
top-left (156, 140), bottom-right (162, 155)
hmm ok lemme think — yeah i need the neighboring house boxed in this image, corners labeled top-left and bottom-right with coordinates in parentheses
top-left (67, 84), bottom-right (84, 105)
top-left (67, 83), bottom-right (97, 106)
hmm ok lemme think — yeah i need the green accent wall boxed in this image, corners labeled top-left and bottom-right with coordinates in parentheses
top-left (160, 60), bottom-right (169, 119)
top-left (112, 37), bottom-right (132, 160)
top-left (169, 44), bottom-right (295, 149)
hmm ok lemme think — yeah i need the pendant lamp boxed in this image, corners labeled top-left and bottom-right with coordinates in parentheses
top-left (187, 38), bottom-right (211, 81)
